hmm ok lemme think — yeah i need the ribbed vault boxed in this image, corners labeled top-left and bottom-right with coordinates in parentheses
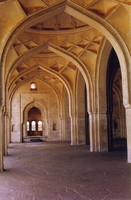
top-left (0, 0), bottom-right (131, 169)
top-left (0, 0), bottom-right (130, 108)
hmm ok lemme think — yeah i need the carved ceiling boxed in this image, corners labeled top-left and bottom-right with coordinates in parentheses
top-left (8, 51), bottom-right (77, 96)
top-left (16, 0), bottom-right (131, 16)
top-left (31, 13), bottom-right (87, 31)
top-left (1, 0), bottom-right (130, 98)
top-left (6, 24), bottom-right (102, 97)
top-left (0, 0), bottom-right (130, 52)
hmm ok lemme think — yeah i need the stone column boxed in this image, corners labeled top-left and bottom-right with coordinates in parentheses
top-left (70, 115), bottom-right (78, 145)
top-left (89, 111), bottom-right (108, 152)
top-left (0, 107), bottom-right (4, 171)
top-left (77, 116), bottom-right (86, 145)
top-left (125, 107), bottom-right (131, 163)
top-left (4, 113), bottom-right (10, 156)
top-left (98, 112), bottom-right (108, 151)
top-left (89, 112), bottom-right (97, 152)
top-left (61, 118), bottom-right (65, 141)
top-left (69, 92), bottom-right (78, 145)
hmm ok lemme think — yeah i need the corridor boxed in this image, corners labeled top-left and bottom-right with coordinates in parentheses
top-left (0, 142), bottom-right (131, 200)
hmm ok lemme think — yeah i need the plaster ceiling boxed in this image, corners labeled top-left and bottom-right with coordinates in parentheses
top-left (6, 23), bottom-right (102, 97)
top-left (1, 0), bottom-right (130, 98)
top-left (31, 12), bottom-right (87, 31)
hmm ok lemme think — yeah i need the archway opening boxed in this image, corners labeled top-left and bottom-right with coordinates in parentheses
top-left (107, 49), bottom-right (127, 151)
top-left (85, 86), bottom-right (90, 145)
top-left (77, 72), bottom-right (90, 145)
top-left (27, 107), bottom-right (43, 137)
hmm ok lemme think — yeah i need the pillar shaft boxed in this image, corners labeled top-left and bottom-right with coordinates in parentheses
top-left (70, 116), bottom-right (78, 145)
top-left (0, 108), bottom-right (4, 171)
top-left (89, 112), bottom-right (108, 152)
top-left (125, 108), bottom-right (131, 163)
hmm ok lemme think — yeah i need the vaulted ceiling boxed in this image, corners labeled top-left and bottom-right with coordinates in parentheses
top-left (0, 0), bottom-right (130, 99)
top-left (7, 26), bottom-right (102, 96)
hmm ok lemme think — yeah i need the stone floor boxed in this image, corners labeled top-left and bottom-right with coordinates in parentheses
top-left (0, 142), bottom-right (131, 200)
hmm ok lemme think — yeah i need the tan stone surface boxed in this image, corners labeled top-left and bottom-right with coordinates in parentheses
top-left (0, 142), bottom-right (130, 200)
top-left (0, 0), bottom-right (131, 171)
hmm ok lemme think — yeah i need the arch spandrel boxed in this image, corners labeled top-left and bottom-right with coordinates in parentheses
top-left (0, 0), bottom-right (26, 57)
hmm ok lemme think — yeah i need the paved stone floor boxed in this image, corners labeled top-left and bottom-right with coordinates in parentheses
top-left (0, 142), bottom-right (131, 200)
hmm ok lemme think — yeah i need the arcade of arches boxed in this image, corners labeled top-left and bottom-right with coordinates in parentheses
top-left (0, 0), bottom-right (131, 172)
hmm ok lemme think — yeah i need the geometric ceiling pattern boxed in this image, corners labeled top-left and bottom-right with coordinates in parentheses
top-left (17, 0), bottom-right (131, 16)
top-left (6, 20), bottom-right (103, 95)
top-left (1, 0), bottom-right (130, 97)
top-left (7, 25), bottom-right (103, 96)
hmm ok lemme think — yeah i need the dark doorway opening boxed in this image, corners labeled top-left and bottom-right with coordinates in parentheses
top-left (106, 49), bottom-right (127, 151)
top-left (85, 86), bottom-right (90, 145)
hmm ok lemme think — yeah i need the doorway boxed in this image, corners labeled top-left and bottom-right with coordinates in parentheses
top-left (77, 72), bottom-right (90, 145)
top-left (85, 86), bottom-right (90, 145)
top-left (27, 107), bottom-right (43, 136)
top-left (107, 49), bottom-right (127, 151)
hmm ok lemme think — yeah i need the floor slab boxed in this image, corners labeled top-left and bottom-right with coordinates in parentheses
top-left (0, 142), bottom-right (131, 200)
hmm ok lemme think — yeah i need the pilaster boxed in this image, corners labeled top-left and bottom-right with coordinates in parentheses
top-left (125, 107), bottom-right (131, 163)
top-left (0, 107), bottom-right (4, 171)
top-left (70, 115), bottom-right (78, 145)
top-left (89, 111), bottom-right (108, 152)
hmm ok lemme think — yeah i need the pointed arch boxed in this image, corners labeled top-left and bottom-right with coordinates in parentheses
top-left (1, 0), bottom-right (130, 107)
top-left (22, 101), bottom-right (48, 139)
top-left (0, 0), bottom-right (130, 163)
top-left (6, 42), bottom-right (93, 114)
